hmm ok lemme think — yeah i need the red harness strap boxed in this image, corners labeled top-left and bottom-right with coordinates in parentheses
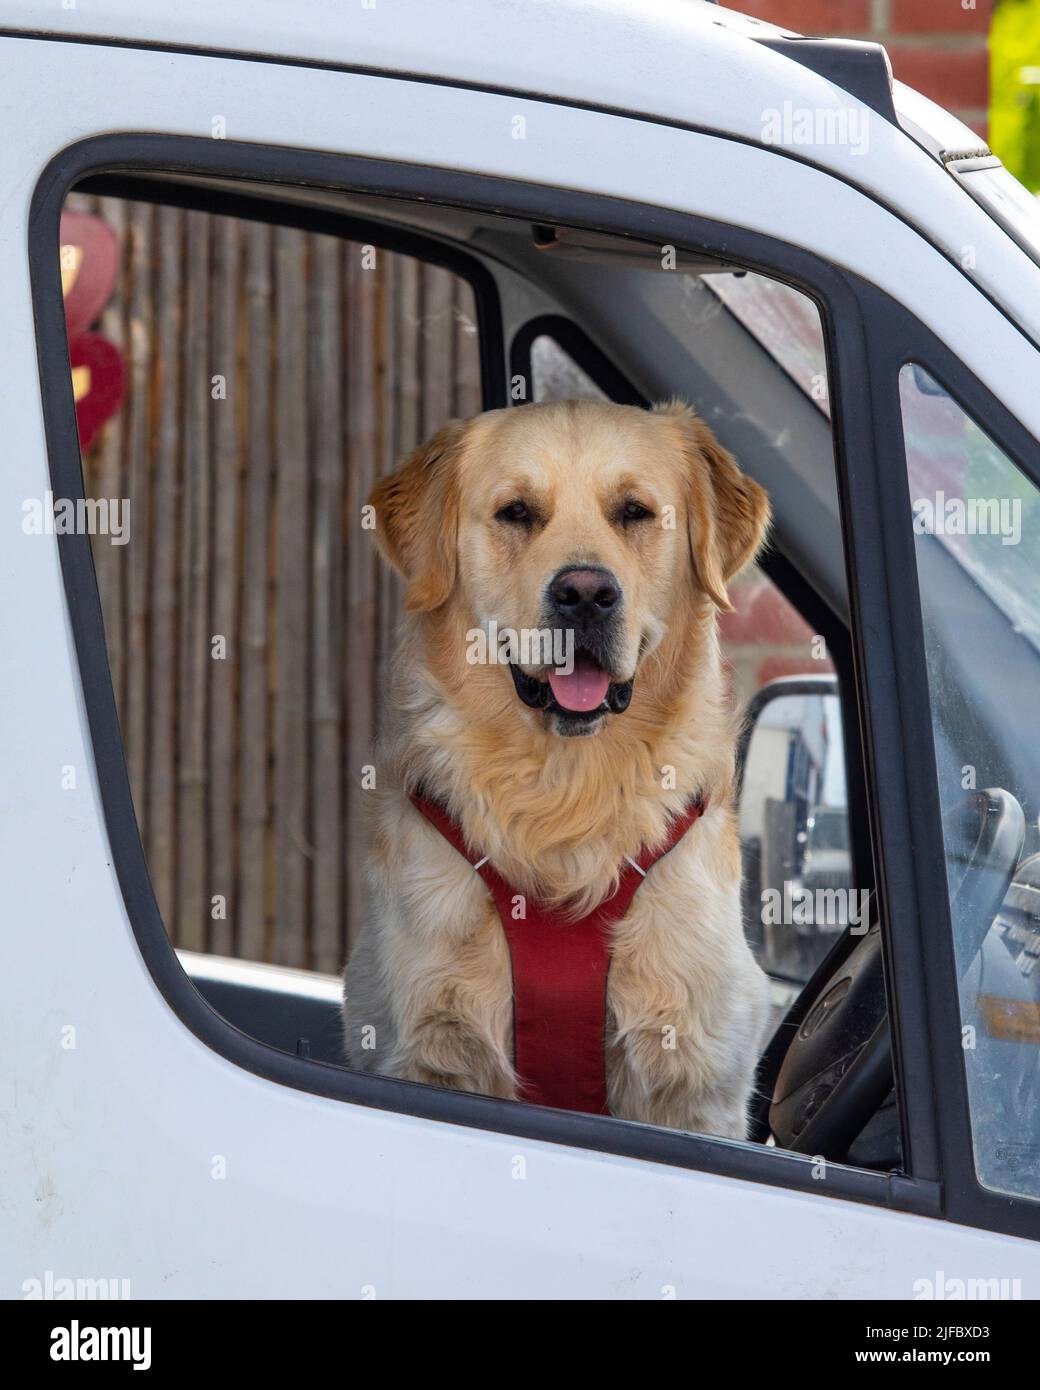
top-left (409, 791), bottom-right (705, 1115)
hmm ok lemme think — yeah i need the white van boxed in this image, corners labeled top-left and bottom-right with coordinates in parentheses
top-left (4, 0), bottom-right (1040, 1300)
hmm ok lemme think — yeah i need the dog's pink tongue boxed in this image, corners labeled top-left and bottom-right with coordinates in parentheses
top-left (548, 654), bottom-right (610, 712)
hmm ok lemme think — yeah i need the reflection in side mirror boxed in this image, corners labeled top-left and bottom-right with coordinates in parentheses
top-left (737, 677), bottom-right (851, 982)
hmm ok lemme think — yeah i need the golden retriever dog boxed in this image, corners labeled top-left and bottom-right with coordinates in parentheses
top-left (343, 399), bottom-right (770, 1137)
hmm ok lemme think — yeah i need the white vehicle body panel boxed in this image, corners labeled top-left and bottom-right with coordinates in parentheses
top-left (1, 16), bottom-right (1039, 1297)
top-left (2, 0), bottom-right (1036, 338)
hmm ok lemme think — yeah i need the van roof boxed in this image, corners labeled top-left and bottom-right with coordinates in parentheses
top-left (0, 0), bottom-right (988, 197)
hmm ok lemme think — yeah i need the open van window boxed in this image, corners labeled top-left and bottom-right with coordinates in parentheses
top-left (57, 176), bottom-right (883, 1158)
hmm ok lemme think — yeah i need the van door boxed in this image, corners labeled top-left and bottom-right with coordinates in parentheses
top-left (6, 31), bottom-right (1040, 1296)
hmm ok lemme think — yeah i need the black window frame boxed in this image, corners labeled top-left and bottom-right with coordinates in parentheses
top-left (861, 292), bottom-right (1040, 1242)
top-left (68, 171), bottom-right (508, 415)
top-left (510, 314), bottom-right (647, 408)
top-left (32, 129), bottom-right (1026, 1233)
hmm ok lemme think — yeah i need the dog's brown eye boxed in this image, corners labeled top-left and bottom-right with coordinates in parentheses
top-left (622, 500), bottom-right (653, 523)
top-left (496, 500), bottom-right (530, 524)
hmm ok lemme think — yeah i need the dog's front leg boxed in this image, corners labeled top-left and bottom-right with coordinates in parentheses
top-left (397, 1004), bottom-right (516, 1100)
top-left (606, 861), bottom-right (767, 1139)
top-left (383, 885), bottom-right (517, 1101)
top-left (346, 803), bottom-right (519, 1100)
top-left (391, 910), bottom-right (518, 1099)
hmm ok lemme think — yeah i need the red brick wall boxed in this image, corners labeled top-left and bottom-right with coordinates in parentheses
top-left (739, 0), bottom-right (993, 138)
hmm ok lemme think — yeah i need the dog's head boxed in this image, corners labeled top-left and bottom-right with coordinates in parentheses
top-left (370, 399), bottom-right (769, 737)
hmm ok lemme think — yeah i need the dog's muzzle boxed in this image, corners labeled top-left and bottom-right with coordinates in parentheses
top-left (508, 565), bottom-right (632, 727)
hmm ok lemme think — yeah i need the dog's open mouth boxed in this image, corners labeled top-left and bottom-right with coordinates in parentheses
top-left (509, 650), bottom-right (633, 722)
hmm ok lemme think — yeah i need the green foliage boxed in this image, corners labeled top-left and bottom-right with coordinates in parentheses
top-left (991, 0), bottom-right (1040, 190)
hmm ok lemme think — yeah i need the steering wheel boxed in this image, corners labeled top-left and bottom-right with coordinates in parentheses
top-left (751, 788), bottom-right (1025, 1159)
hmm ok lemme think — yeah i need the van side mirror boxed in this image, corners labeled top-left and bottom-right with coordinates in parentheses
top-left (736, 676), bottom-right (849, 978)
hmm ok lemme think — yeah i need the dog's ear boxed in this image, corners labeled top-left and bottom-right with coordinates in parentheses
top-left (368, 419), bottom-right (468, 613)
top-left (655, 400), bottom-right (770, 612)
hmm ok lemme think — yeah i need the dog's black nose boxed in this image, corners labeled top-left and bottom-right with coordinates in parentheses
top-left (549, 567), bottom-right (621, 623)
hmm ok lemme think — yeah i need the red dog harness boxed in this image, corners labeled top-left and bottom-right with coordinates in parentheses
top-left (410, 791), bottom-right (706, 1115)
